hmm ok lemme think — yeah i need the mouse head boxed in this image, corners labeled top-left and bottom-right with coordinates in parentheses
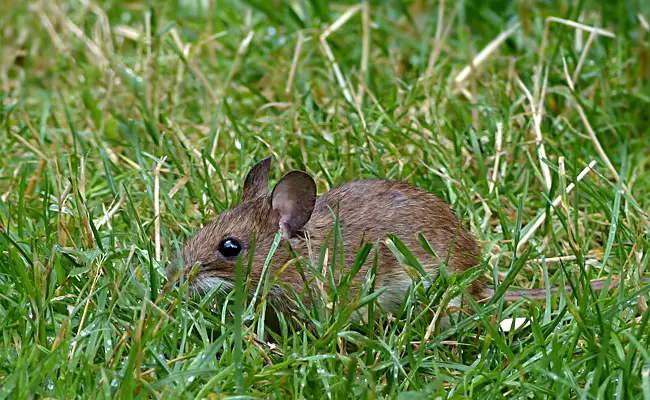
top-left (167, 157), bottom-right (317, 295)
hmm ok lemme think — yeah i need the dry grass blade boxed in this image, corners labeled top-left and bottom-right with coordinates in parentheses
top-left (516, 160), bottom-right (597, 255)
top-left (10, 131), bottom-right (47, 160)
top-left (355, 72), bottom-right (389, 120)
top-left (533, 251), bottom-right (602, 264)
top-left (559, 55), bottom-right (620, 181)
top-left (455, 23), bottom-right (520, 85)
top-left (546, 17), bottom-right (615, 38)
top-left (319, 4), bottom-right (364, 104)
top-left (639, 14), bottom-right (650, 31)
top-left (30, 4), bottom-right (66, 52)
top-left (114, 26), bottom-right (141, 41)
top-left (154, 159), bottom-right (165, 262)
top-left (423, 288), bottom-right (455, 344)
top-left (356, 3), bottom-right (370, 108)
top-left (517, 77), bottom-right (553, 190)
top-left (575, 105), bottom-right (620, 182)
top-left (535, 16), bottom-right (615, 100)
top-left (47, 2), bottom-right (108, 66)
top-left (488, 122), bottom-right (504, 194)
top-left (571, 29), bottom-right (597, 85)
top-left (285, 31), bottom-right (304, 99)
top-left (95, 194), bottom-right (126, 229)
top-left (423, 7), bottom-right (457, 80)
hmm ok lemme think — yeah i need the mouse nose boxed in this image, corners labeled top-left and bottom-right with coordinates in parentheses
top-left (165, 257), bottom-right (183, 283)
top-left (166, 263), bottom-right (174, 281)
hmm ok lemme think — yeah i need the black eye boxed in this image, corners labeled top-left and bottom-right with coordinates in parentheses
top-left (218, 238), bottom-right (242, 259)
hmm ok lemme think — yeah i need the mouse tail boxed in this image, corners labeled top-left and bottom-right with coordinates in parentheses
top-left (483, 285), bottom-right (567, 301)
top-left (483, 276), bottom-right (638, 302)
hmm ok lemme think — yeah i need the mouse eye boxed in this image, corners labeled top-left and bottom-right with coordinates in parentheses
top-left (218, 238), bottom-right (242, 259)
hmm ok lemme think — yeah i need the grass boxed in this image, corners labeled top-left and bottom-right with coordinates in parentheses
top-left (1, 0), bottom-right (650, 398)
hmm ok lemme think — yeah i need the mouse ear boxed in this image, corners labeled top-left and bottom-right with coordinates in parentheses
top-left (241, 157), bottom-right (272, 202)
top-left (271, 171), bottom-right (316, 239)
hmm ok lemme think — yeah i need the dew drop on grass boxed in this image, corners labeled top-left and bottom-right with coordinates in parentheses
top-left (267, 27), bottom-right (276, 36)
top-left (111, 379), bottom-right (119, 387)
top-left (187, 376), bottom-right (195, 383)
top-left (48, 382), bottom-right (54, 390)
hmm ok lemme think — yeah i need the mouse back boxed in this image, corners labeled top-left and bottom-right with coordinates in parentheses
top-left (291, 179), bottom-right (485, 303)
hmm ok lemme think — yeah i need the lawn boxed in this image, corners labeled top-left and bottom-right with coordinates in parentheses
top-left (1, 0), bottom-right (650, 398)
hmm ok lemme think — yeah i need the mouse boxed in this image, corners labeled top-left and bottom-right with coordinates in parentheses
top-left (167, 157), bottom-right (633, 328)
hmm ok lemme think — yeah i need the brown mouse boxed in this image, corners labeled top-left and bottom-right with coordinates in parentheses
top-left (167, 157), bottom-right (633, 326)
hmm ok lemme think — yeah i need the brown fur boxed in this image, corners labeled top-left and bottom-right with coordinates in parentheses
top-left (169, 158), bottom-right (486, 324)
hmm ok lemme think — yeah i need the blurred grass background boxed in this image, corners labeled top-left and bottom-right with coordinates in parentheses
top-left (1, 0), bottom-right (650, 398)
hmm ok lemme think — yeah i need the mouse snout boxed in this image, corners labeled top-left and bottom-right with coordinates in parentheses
top-left (165, 258), bottom-right (180, 283)
top-left (165, 252), bottom-right (192, 284)
top-left (166, 247), bottom-right (206, 287)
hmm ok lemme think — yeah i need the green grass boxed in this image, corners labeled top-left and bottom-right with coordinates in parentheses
top-left (1, 0), bottom-right (650, 398)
